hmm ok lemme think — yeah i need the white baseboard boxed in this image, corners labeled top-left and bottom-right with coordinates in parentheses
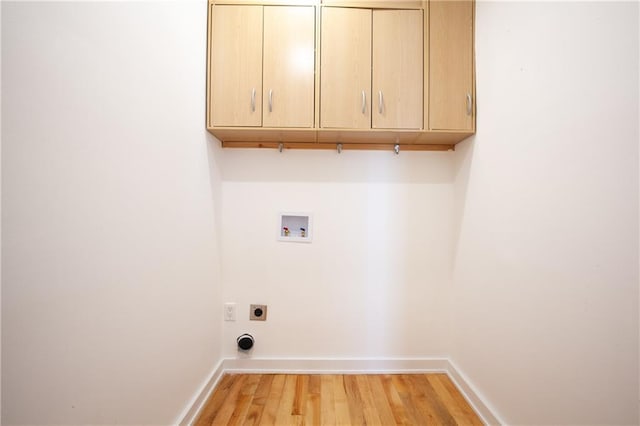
top-left (223, 357), bottom-right (449, 374)
top-left (178, 357), bottom-right (502, 425)
top-left (446, 359), bottom-right (505, 426)
top-left (177, 359), bottom-right (225, 426)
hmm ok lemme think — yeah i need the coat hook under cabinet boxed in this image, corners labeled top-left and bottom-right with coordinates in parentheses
top-left (337, 143), bottom-right (343, 154)
top-left (394, 144), bottom-right (400, 155)
top-left (278, 143), bottom-right (284, 153)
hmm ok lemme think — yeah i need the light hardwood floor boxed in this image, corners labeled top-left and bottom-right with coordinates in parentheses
top-left (195, 373), bottom-right (483, 425)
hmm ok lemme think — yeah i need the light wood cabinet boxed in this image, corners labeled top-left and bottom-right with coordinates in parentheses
top-left (209, 4), bottom-right (315, 128)
top-left (429, 0), bottom-right (474, 131)
top-left (207, 0), bottom-right (475, 151)
top-left (372, 9), bottom-right (423, 129)
top-left (320, 7), bottom-right (371, 129)
top-left (263, 6), bottom-right (315, 127)
top-left (320, 7), bottom-right (423, 130)
top-left (210, 5), bottom-right (262, 127)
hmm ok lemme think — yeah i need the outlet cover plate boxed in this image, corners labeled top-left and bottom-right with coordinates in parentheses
top-left (224, 302), bottom-right (236, 321)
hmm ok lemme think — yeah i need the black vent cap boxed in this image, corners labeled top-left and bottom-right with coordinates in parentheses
top-left (237, 333), bottom-right (254, 351)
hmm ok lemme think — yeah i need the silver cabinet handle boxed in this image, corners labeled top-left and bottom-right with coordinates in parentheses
top-left (268, 89), bottom-right (273, 112)
top-left (361, 90), bottom-right (366, 114)
top-left (378, 91), bottom-right (383, 114)
top-left (251, 88), bottom-right (256, 112)
top-left (466, 93), bottom-right (472, 115)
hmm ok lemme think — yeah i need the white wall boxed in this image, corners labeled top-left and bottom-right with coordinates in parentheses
top-left (219, 149), bottom-right (455, 358)
top-left (1, 2), bottom-right (222, 424)
top-left (1, 1), bottom-right (3, 420)
top-left (3, 0), bottom-right (638, 424)
top-left (452, 2), bottom-right (639, 424)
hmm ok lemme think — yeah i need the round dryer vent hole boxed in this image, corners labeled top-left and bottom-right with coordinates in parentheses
top-left (237, 333), bottom-right (254, 351)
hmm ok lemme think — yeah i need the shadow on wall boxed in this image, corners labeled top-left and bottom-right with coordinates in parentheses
top-left (450, 136), bottom-right (476, 261)
top-left (211, 138), bottom-right (456, 184)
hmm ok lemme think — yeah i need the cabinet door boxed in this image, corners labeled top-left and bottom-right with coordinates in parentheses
top-left (429, 0), bottom-right (474, 131)
top-left (320, 7), bottom-right (372, 129)
top-left (210, 5), bottom-right (263, 127)
top-left (372, 9), bottom-right (423, 130)
top-left (263, 6), bottom-right (315, 128)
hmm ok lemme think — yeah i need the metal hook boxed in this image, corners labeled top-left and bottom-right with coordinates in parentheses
top-left (394, 144), bottom-right (400, 155)
top-left (278, 143), bottom-right (284, 153)
top-left (337, 143), bottom-right (343, 154)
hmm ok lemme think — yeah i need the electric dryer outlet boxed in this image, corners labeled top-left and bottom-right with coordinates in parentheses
top-left (250, 304), bottom-right (267, 321)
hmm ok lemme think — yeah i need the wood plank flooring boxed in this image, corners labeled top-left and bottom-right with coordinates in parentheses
top-left (195, 373), bottom-right (483, 425)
